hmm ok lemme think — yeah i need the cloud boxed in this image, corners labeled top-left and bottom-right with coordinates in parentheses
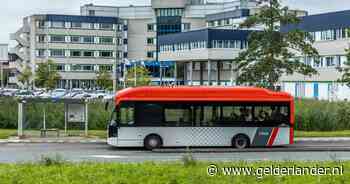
top-left (1, 0), bottom-right (349, 45)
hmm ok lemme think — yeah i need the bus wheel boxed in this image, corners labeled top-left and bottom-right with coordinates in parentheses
top-left (232, 134), bottom-right (250, 149)
top-left (144, 135), bottom-right (162, 150)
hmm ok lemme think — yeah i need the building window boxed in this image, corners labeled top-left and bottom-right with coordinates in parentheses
top-left (99, 51), bottom-right (113, 58)
top-left (82, 23), bottom-right (92, 29)
top-left (38, 35), bottom-right (45, 43)
top-left (88, 10), bottom-right (95, 16)
top-left (82, 36), bottom-right (94, 43)
top-left (71, 22), bottom-right (82, 28)
top-left (147, 24), bottom-right (155, 32)
top-left (71, 36), bottom-right (81, 43)
top-left (225, 19), bottom-right (230, 25)
top-left (147, 51), bottom-right (155, 58)
top-left (100, 37), bottom-right (113, 44)
top-left (52, 21), bottom-right (65, 28)
top-left (72, 64), bottom-right (94, 71)
top-left (38, 21), bottom-right (47, 28)
top-left (156, 8), bottom-right (183, 17)
top-left (37, 49), bottom-right (45, 57)
top-left (321, 30), bottom-right (334, 41)
top-left (51, 35), bottom-right (65, 43)
top-left (123, 39), bottom-right (128, 44)
top-left (70, 50), bottom-right (81, 57)
top-left (147, 38), bottom-right (155, 45)
top-left (51, 49), bottom-right (65, 57)
top-left (100, 23), bottom-right (113, 30)
top-left (183, 23), bottom-right (191, 31)
top-left (99, 65), bottom-right (113, 71)
top-left (56, 64), bottom-right (65, 71)
top-left (83, 51), bottom-right (94, 57)
top-left (326, 56), bottom-right (335, 67)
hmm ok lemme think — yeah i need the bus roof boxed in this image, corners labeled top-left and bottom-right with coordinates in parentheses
top-left (115, 87), bottom-right (293, 104)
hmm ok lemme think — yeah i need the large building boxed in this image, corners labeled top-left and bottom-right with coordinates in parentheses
top-left (11, 14), bottom-right (126, 89)
top-left (10, 0), bottom-right (350, 101)
top-left (11, 0), bottom-right (262, 88)
top-left (0, 44), bottom-right (8, 88)
top-left (158, 9), bottom-right (350, 101)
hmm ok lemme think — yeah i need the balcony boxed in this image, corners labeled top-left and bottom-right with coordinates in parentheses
top-left (10, 27), bottom-right (30, 47)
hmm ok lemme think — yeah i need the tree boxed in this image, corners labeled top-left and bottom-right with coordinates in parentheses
top-left (17, 64), bottom-right (33, 89)
top-left (96, 69), bottom-right (113, 90)
top-left (235, 0), bottom-right (319, 89)
top-left (35, 59), bottom-right (61, 90)
top-left (124, 65), bottom-right (151, 87)
top-left (339, 48), bottom-right (350, 87)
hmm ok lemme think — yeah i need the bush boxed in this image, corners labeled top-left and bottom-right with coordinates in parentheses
top-left (295, 99), bottom-right (350, 131)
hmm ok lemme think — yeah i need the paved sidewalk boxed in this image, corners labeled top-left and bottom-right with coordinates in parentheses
top-left (0, 137), bottom-right (106, 144)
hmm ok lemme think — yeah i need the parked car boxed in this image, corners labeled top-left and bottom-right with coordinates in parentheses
top-left (16, 90), bottom-right (34, 98)
top-left (2, 88), bottom-right (19, 97)
top-left (90, 90), bottom-right (108, 99)
top-left (51, 88), bottom-right (67, 98)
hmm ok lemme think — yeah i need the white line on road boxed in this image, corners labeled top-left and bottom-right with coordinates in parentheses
top-left (89, 155), bottom-right (126, 159)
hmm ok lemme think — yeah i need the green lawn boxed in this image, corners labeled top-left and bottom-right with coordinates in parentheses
top-left (0, 161), bottom-right (347, 184)
top-left (295, 130), bottom-right (350, 138)
top-left (0, 129), bottom-right (17, 139)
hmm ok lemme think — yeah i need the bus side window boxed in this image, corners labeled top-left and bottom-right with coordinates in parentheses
top-left (120, 103), bottom-right (135, 126)
top-left (164, 104), bottom-right (192, 127)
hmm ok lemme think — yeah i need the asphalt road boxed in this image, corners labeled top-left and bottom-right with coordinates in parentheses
top-left (1, 141), bottom-right (350, 163)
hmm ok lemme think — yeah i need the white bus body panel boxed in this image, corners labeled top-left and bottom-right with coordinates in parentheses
top-left (107, 127), bottom-right (291, 147)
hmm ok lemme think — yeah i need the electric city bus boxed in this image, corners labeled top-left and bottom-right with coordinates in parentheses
top-left (107, 87), bottom-right (294, 150)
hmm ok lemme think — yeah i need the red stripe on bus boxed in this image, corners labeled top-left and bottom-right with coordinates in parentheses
top-left (267, 128), bottom-right (279, 146)
top-left (290, 127), bottom-right (294, 144)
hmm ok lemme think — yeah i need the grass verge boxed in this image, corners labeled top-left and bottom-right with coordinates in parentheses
top-left (3, 129), bottom-right (350, 139)
top-left (295, 130), bottom-right (350, 138)
top-left (0, 161), bottom-right (347, 184)
top-left (0, 129), bottom-right (17, 139)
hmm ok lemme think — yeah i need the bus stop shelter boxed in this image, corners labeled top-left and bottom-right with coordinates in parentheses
top-left (17, 98), bottom-right (89, 137)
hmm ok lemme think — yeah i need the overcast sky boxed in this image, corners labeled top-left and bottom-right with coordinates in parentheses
top-left (2, 0), bottom-right (350, 46)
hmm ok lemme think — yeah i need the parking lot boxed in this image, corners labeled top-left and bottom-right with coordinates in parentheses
top-left (0, 88), bottom-right (115, 101)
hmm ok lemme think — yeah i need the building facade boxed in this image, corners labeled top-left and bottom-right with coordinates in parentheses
top-left (158, 9), bottom-right (350, 101)
top-left (0, 44), bottom-right (8, 88)
top-left (10, 0), bottom-right (350, 100)
top-left (11, 14), bottom-right (126, 89)
top-left (280, 10), bottom-right (350, 101)
top-left (80, 0), bottom-right (260, 84)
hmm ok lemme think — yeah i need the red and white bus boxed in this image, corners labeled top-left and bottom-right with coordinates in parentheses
top-left (108, 87), bottom-right (294, 149)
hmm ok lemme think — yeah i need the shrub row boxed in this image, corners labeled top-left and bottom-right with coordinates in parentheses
top-left (1, 97), bottom-right (350, 131)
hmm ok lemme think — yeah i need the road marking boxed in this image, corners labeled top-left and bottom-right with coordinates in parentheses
top-left (89, 155), bottom-right (126, 159)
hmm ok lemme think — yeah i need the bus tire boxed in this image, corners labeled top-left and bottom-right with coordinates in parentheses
top-left (232, 134), bottom-right (250, 149)
top-left (144, 134), bottom-right (163, 150)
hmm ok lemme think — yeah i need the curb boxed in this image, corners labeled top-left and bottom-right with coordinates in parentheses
top-left (0, 139), bottom-right (107, 144)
